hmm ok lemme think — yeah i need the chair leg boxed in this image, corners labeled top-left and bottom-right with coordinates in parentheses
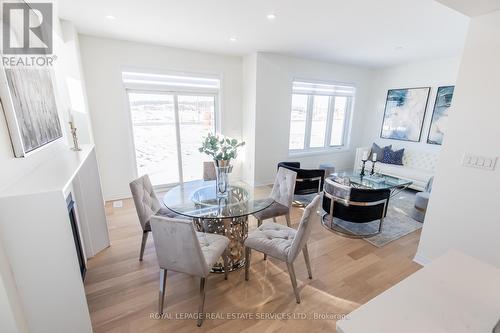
top-left (263, 253), bottom-right (267, 260)
top-left (303, 245), bottom-right (312, 279)
top-left (139, 231), bottom-right (149, 261)
top-left (223, 249), bottom-right (229, 280)
top-left (257, 219), bottom-right (262, 227)
top-left (158, 269), bottom-right (167, 314)
top-left (245, 247), bottom-right (251, 281)
top-left (197, 277), bottom-right (206, 327)
top-left (287, 262), bottom-right (301, 304)
top-left (272, 217), bottom-right (277, 223)
top-left (285, 213), bottom-right (291, 227)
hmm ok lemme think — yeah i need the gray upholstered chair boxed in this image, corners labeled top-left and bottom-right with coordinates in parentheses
top-left (253, 167), bottom-right (297, 228)
top-left (129, 175), bottom-right (181, 261)
top-left (150, 216), bottom-right (230, 327)
top-left (414, 177), bottom-right (434, 222)
top-left (203, 161), bottom-right (216, 181)
top-left (244, 195), bottom-right (321, 304)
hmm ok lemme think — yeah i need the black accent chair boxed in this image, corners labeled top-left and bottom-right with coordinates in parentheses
top-left (277, 162), bottom-right (325, 196)
top-left (321, 178), bottom-right (390, 238)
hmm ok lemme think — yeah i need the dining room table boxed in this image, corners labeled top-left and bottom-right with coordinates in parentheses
top-left (163, 179), bottom-right (274, 272)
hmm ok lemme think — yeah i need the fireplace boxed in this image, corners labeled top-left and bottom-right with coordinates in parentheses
top-left (66, 194), bottom-right (86, 280)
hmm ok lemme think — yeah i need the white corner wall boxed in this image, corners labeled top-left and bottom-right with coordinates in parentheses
top-left (78, 35), bottom-right (243, 200)
top-left (362, 57), bottom-right (461, 153)
top-left (253, 53), bottom-right (374, 185)
top-left (416, 10), bottom-right (500, 267)
top-left (241, 54), bottom-right (258, 185)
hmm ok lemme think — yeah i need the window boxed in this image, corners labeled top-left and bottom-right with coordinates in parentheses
top-left (123, 71), bottom-right (219, 187)
top-left (288, 80), bottom-right (355, 153)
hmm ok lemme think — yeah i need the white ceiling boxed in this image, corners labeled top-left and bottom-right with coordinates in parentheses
top-left (58, 0), bottom-right (470, 68)
top-left (436, 0), bottom-right (500, 17)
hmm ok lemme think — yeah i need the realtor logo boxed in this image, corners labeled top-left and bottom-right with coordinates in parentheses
top-left (2, 2), bottom-right (53, 54)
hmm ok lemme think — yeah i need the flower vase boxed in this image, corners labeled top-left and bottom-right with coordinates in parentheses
top-left (214, 160), bottom-right (231, 197)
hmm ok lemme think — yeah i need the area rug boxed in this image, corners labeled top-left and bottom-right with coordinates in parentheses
top-left (323, 189), bottom-right (423, 247)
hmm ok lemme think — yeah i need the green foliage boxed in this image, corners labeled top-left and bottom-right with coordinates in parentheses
top-left (198, 133), bottom-right (245, 161)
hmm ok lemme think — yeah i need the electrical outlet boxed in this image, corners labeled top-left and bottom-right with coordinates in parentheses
top-left (462, 153), bottom-right (497, 171)
top-left (113, 200), bottom-right (123, 208)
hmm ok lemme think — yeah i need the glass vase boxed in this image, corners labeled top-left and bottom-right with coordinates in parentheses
top-left (214, 160), bottom-right (231, 197)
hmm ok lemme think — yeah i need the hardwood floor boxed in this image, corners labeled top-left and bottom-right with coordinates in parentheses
top-left (84, 192), bottom-right (422, 332)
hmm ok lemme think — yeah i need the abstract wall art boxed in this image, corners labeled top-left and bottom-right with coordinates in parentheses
top-left (427, 86), bottom-right (455, 145)
top-left (380, 87), bottom-right (430, 142)
top-left (0, 67), bottom-right (62, 157)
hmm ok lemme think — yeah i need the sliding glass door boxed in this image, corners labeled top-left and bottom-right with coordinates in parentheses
top-left (128, 91), bottom-right (216, 187)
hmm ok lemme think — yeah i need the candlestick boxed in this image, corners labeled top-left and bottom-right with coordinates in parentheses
top-left (372, 153), bottom-right (377, 162)
top-left (360, 160), bottom-right (367, 177)
top-left (362, 151), bottom-right (369, 161)
top-left (370, 160), bottom-right (376, 176)
top-left (69, 121), bottom-right (82, 151)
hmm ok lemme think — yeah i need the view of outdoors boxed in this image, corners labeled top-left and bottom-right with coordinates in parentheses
top-left (289, 94), bottom-right (349, 150)
top-left (289, 94), bottom-right (308, 150)
top-left (331, 96), bottom-right (347, 146)
top-left (129, 92), bottom-right (215, 186)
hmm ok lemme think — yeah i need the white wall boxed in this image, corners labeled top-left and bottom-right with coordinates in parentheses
top-left (0, 20), bottom-right (93, 192)
top-left (252, 53), bottom-right (373, 185)
top-left (79, 35), bottom-right (243, 200)
top-left (0, 16), bottom-right (93, 333)
top-left (416, 10), bottom-right (500, 267)
top-left (241, 54), bottom-right (257, 185)
top-left (362, 57), bottom-right (461, 153)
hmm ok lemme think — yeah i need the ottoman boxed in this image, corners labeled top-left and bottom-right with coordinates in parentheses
top-left (414, 191), bottom-right (430, 222)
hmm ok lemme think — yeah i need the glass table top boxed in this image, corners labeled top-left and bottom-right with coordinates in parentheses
top-left (162, 180), bottom-right (274, 219)
top-left (331, 171), bottom-right (413, 190)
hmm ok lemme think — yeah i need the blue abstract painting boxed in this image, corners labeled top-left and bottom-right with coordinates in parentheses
top-left (427, 86), bottom-right (454, 145)
top-left (380, 87), bottom-right (430, 142)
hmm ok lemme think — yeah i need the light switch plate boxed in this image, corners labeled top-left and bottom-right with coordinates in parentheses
top-left (113, 200), bottom-right (123, 208)
top-left (462, 153), bottom-right (497, 171)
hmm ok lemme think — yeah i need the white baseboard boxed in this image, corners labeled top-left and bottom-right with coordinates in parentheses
top-left (413, 252), bottom-right (432, 266)
top-left (105, 192), bottom-right (131, 202)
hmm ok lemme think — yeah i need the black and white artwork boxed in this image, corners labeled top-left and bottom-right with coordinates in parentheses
top-left (427, 86), bottom-right (454, 145)
top-left (380, 87), bottom-right (430, 142)
top-left (1, 67), bottom-right (62, 157)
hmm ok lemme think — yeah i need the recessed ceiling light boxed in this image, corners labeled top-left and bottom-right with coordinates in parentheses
top-left (267, 13), bottom-right (277, 20)
top-left (229, 37), bottom-right (237, 42)
top-left (105, 15), bottom-right (116, 20)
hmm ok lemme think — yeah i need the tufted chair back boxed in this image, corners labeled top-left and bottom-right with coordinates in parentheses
top-left (150, 216), bottom-right (209, 277)
top-left (203, 161), bottom-right (216, 181)
top-left (288, 195), bottom-right (320, 262)
top-left (129, 175), bottom-right (162, 231)
top-left (271, 167), bottom-right (297, 208)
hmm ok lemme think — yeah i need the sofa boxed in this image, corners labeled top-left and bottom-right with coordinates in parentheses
top-left (353, 147), bottom-right (438, 191)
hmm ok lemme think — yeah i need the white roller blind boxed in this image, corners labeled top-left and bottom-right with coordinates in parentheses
top-left (292, 80), bottom-right (355, 96)
top-left (122, 71), bottom-right (220, 93)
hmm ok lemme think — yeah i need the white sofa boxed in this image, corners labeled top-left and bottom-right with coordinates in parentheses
top-left (353, 147), bottom-right (437, 191)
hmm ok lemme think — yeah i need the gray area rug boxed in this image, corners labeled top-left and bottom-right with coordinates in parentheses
top-left (322, 189), bottom-right (423, 247)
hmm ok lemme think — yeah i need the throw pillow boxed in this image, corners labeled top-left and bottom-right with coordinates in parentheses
top-left (369, 143), bottom-right (391, 162)
top-left (382, 147), bottom-right (404, 165)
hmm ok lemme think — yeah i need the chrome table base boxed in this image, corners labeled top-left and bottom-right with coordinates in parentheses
top-left (193, 215), bottom-right (248, 273)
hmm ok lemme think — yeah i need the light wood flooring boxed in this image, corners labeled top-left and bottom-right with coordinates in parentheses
top-left (84, 193), bottom-right (422, 332)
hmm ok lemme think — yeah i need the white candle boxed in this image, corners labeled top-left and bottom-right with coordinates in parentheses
top-left (362, 151), bottom-right (369, 161)
top-left (372, 153), bottom-right (377, 162)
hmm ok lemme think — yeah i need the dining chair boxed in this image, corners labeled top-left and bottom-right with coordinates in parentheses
top-left (150, 215), bottom-right (230, 327)
top-left (252, 167), bottom-right (297, 228)
top-left (203, 161), bottom-right (216, 181)
top-left (244, 195), bottom-right (321, 304)
top-left (129, 174), bottom-right (183, 261)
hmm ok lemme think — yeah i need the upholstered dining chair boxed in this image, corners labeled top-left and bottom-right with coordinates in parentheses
top-left (129, 174), bottom-right (182, 261)
top-left (253, 167), bottom-right (297, 228)
top-left (203, 161), bottom-right (216, 181)
top-left (244, 195), bottom-right (321, 304)
top-left (150, 216), bottom-right (230, 327)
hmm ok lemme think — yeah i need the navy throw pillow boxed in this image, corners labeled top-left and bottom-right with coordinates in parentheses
top-left (382, 147), bottom-right (404, 165)
top-left (369, 143), bottom-right (391, 162)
